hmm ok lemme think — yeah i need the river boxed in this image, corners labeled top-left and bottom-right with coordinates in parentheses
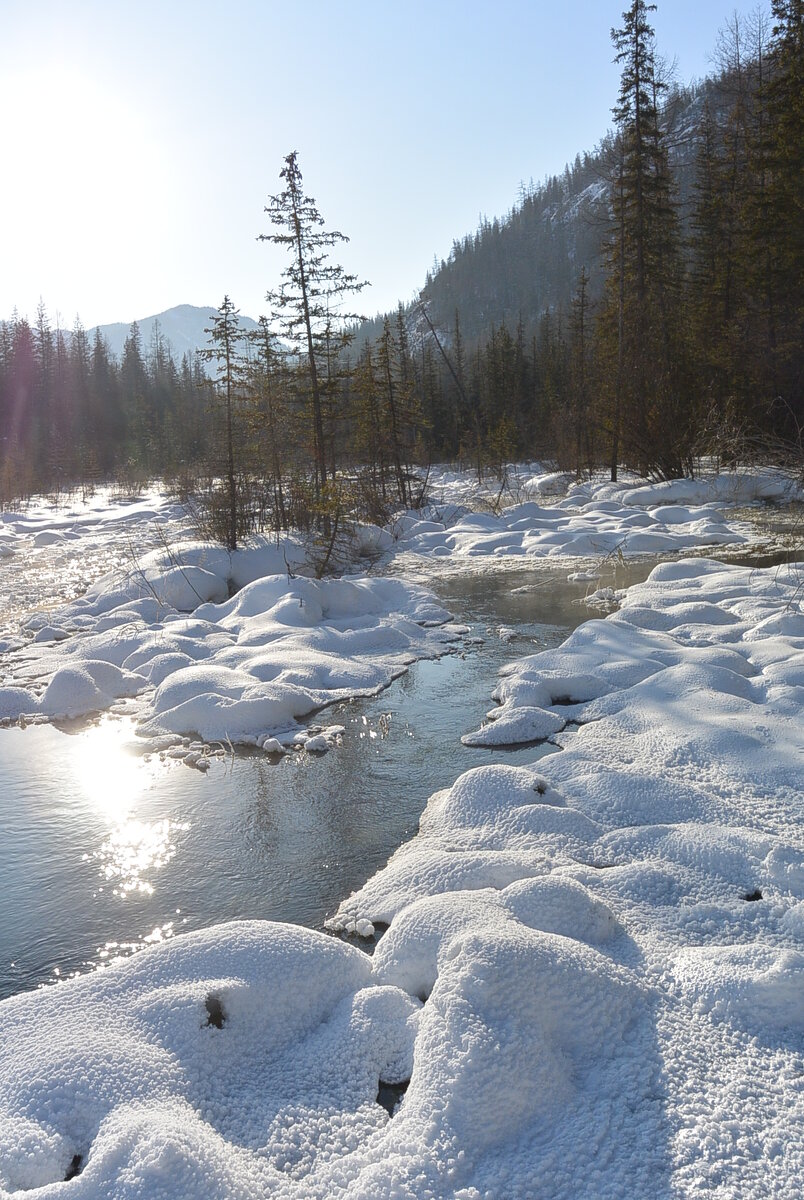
top-left (1, 503), bottom-right (800, 1000)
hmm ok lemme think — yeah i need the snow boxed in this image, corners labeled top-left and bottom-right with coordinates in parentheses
top-left (387, 463), bottom-right (800, 565)
top-left (1, 470), bottom-right (802, 1197)
top-left (0, 544), bottom-right (460, 750)
top-left (620, 466), bottom-right (798, 506)
top-left (324, 558), bottom-right (804, 1196)
top-left (392, 492), bottom-right (746, 562)
top-left (393, 497), bottom-right (748, 560)
top-left (0, 923), bottom-right (416, 1198)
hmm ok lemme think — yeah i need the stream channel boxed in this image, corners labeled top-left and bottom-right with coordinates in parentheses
top-left (1, 532), bottom-right (799, 1001)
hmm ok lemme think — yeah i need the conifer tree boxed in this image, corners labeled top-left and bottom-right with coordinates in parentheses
top-left (569, 268), bottom-right (593, 478)
top-left (351, 341), bottom-right (386, 499)
top-left (259, 152), bottom-right (366, 509)
top-left (605, 0), bottom-right (686, 476)
top-left (34, 301), bottom-right (54, 468)
top-left (247, 316), bottom-right (291, 528)
top-left (751, 0), bottom-right (803, 424)
top-left (199, 296), bottom-right (246, 550)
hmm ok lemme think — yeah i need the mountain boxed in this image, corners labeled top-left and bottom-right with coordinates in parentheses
top-left (354, 78), bottom-right (713, 350)
top-left (91, 304), bottom-right (260, 362)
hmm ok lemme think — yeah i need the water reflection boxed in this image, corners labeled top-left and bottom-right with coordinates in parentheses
top-left (93, 818), bottom-right (186, 898)
top-left (71, 719), bottom-right (152, 816)
top-left (96, 921), bottom-right (180, 971)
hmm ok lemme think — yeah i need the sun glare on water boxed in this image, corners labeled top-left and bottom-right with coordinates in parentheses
top-left (72, 720), bottom-right (151, 817)
top-left (73, 721), bottom-right (186, 899)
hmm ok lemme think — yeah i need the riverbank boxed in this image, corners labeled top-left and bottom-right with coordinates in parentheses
top-left (0, 468), bottom-right (802, 1197)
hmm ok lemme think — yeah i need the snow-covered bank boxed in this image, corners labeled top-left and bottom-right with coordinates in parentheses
top-left (0, 487), bottom-right (191, 645)
top-left (390, 464), bottom-right (800, 563)
top-left (327, 558), bottom-right (804, 1196)
top-left (0, 487), bottom-right (186, 584)
top-left (1, 465), bottom-right (798, 749)
top-left (0, 539), bottom-right (460, 753)
top-left (2, 558), bottom-right (801, 1198)
top-left (423, 461), bottom-right (800, 511)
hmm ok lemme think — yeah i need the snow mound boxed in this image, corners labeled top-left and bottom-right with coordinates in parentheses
top-left (372, 876), bottom-right (619, 998)
top-left (386, 465), bottom-right (799, 566)
top-left (38, 661), bottom-right (142, 719)
top-left (0, 922), bottom-right (420, 1198)
top-left (461, 703), bottom-right (565, 746)
top-left (621, 466), bottom-right (798, 507)
top-left (322, 557), bottom-right (804, 1196)
top-left (0, 565), bottom-right (459, 744)
top-left (0, 916), bottom-right (652, 1198)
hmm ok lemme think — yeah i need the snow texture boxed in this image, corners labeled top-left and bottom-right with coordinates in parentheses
top-left (0, 545), bottom-right (459, 750)
top-left (388, 464), bottom-right (799, 563)
top-left (328, 558), bottom-right (804, 1197)
top-left (1, 470), bottom-right (802, 1196)
top-left (2, 556), bottom-right (802, 1197)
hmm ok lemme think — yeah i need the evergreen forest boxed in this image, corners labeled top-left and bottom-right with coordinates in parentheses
top-left (1, 1), bottom-right (801, 536)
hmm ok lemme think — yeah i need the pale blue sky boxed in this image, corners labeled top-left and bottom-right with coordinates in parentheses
top-left (1, 0), bottom-right (764, 329)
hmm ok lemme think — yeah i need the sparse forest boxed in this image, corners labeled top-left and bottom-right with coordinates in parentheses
top-left (1, 0), bottom-right (801, 514)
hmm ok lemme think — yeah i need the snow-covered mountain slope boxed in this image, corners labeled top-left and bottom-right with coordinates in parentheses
top-left (91, 304), bottom-right (259, 362)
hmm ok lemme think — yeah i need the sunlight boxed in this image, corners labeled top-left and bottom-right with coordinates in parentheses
top-left (0, 64), bottom-right (164, 317)
top-left (94, 818), bottom-right (184, 899)
top-left (71, 720), bottom-right (150, 818)
top-left (72, 721), bottom-right (186, 899)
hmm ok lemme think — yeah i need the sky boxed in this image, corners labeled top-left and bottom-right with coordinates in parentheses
top-left (1, 0), bottom-right (764, 330)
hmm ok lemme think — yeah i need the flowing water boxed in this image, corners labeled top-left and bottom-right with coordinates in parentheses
top-left (0, 566), bottom-right (613, 999)
top-left (1, 515), bottom-right (800, 1001)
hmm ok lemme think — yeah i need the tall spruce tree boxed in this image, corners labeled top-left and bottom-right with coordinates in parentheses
top-left (752, 0), bottom-right (803, 425)
top-left (602, 1), bottom-right (687, 476)
top-left (199, 296), bottom-right (246, 550)
top-left (247, 316), bottom-right (291, 528)
top-left (259, 152), bottom-right (366, 511)
top-left (569, 267), bottom-right (593, 479)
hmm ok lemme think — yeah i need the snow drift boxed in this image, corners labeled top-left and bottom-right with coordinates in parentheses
top-left (2, 558), bottom-right (802, 1197)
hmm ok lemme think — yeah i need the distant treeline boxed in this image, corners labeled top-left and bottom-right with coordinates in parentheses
top-left (1, 1), bottom-right (801, 509)
top-left (0, 313), bottom-right (215, 498)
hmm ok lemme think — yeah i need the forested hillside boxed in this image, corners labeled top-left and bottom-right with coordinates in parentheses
top-left (1, 1), bottom-right (800, 514)
top-left (357, 1), bottom-right (802, 477)
top-left (391, 83), bottom-right (704, 345)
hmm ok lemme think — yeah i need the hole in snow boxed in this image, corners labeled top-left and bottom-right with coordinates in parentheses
top-left (743, 889), bottom-right (763, 902)
top-left (64, 1154), bottom-right (83, 1181)
top-left (416, 988), bottom-right (430, 1004)
top-left (376, 1077), bottom-right (410, 1116)
top-left (204, 993), bottom-right (226, 1028)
